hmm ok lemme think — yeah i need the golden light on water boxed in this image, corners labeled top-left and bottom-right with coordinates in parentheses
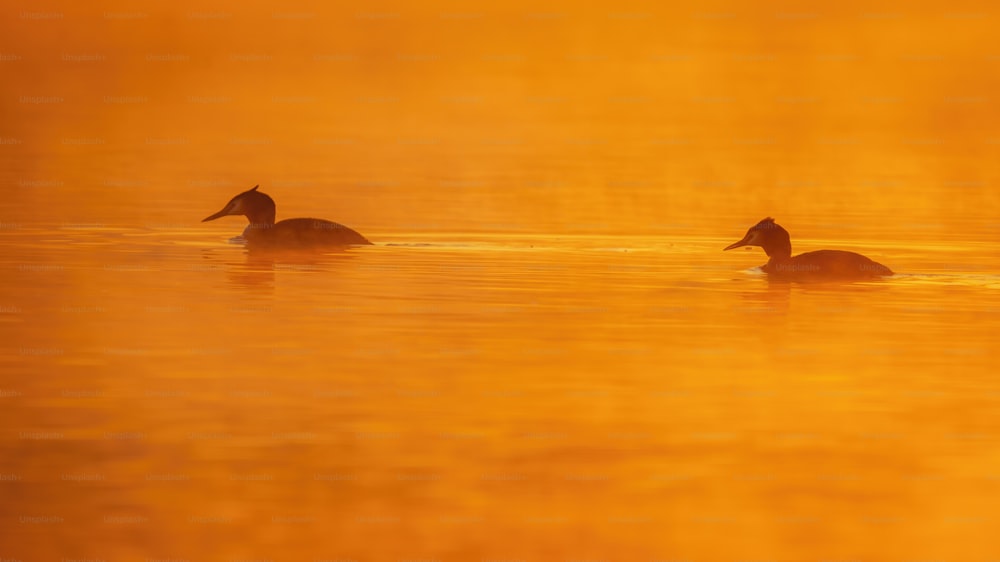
top-left (2, 1), bottom-right (1000, 559)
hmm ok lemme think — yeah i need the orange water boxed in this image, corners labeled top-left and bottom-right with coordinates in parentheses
top-left (3, 1), bottom-right (1000, 559)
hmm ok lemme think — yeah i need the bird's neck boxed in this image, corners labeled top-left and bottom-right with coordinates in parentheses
top-left (245, 207), bottom-right (276, 228)
top-left (762, 240), bottom-right (792, 260)
top-left (759, 227), bottom-right (792, 261)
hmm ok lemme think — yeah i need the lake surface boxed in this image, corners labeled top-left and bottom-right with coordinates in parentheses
top-left (3, 1), bottom-right (1000, 559)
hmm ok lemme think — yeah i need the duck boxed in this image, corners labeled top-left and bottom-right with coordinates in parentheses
top-left (202, 185), bottom-right (371, 248)
top-left (724, 217), bottom-right (892, 279)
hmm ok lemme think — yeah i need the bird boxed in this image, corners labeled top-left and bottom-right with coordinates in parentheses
top-left (202, 185), bottom-right (371, 248)
top-left (724, 217), bottom-right (892, 279)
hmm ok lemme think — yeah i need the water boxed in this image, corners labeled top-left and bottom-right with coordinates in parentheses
top-left (4, 225), bottom-right (999, 558)
top-left (3, 1), bottom-right (1000, 559)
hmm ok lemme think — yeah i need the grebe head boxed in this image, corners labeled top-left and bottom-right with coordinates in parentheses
top-left (202, 185), bottom-right (276, 226)
top-left (724, 217), bottom-right (792, 259)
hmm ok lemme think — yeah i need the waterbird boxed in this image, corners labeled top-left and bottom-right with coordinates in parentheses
top-left (724, 217), bottom-right (892, 279)
top-left (202, 185), bottom-right (372, 248)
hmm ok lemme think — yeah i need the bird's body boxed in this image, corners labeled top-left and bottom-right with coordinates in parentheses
top-left (203, 185), bottom-right (371, 248)
top-left (724, 218), bottom-right (892, 280)
top-left (241, 218), bottom-right (371, 248)
top-left (761, 249), bottom-right (893, 278)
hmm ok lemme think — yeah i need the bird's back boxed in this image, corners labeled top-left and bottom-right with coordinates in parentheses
top-left (244, 217), bottom-right (372, 248)
top-left (765, 249), bottom-right (893, 279)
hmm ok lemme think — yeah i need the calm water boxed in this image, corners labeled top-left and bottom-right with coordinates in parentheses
top-left (4, 1), bottom-right (1000, 559)
top-left (3, 223), bottom-right (999, 559)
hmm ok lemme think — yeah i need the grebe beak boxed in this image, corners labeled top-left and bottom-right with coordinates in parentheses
top-left (202, 206), bottom-right (231, 222)
top-left (723, 234), bottom-right (752, 251)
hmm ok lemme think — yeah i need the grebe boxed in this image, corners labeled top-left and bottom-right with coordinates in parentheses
top-left (202, 185), bottom-right (371, 248)
top-left (724, 217), bottom-right (892, 279)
